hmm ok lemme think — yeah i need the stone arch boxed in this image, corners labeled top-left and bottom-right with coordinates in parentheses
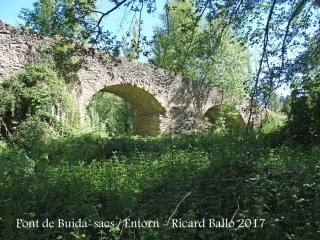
top-left (91, 84), bottom-right (165, 136)
top-left (203, 105), bottom-right (246, 130)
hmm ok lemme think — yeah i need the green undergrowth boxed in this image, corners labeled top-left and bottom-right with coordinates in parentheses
top-left (0, 131), bottom-right (319, 239)
top-left (260, 110), bottom-right (287, 134)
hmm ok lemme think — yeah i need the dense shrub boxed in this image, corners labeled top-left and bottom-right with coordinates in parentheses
top-left (0, 131), bottom-right (319, 239)
top-left (0, 62), bottom-right (77, 150)
top-left (283, 33), bottom-right (320, 145)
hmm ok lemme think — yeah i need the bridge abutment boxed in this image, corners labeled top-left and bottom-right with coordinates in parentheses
top-left (133, 114), bottom-right (161, 136)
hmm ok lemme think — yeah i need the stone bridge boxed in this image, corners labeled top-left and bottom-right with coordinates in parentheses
top-left (0, 21), bottom-right (265, 136)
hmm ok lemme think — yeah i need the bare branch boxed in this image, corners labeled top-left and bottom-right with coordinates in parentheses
top-left (94, 0), bottom-right (130, 31)
top-left (281, 0), bottom-right (308, 70)
top-left (166, 191), bottom-right (192, 225)
top-left (0, 117), bottom-right (12, 137)
top-left (245, 0), bottom-right (277, 134)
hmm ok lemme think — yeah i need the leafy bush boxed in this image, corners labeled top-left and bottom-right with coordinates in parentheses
top-left (283, 33), bottom-right (320, 145)
top-left (0, 62), bottom-right (77, 149)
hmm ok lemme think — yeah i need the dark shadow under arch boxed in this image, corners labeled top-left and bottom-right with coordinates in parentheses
top-left (100, 84), bottom-right (165, 136)
top-left (204, 105), bottom-right (246, 130)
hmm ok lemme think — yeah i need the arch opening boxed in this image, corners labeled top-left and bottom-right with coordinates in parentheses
top-left (86, 92), bottom-right (135, 135)
top-left (87, 84), bottom-right (165, 136)
top-left (204, 105), bottom-right (246, 130)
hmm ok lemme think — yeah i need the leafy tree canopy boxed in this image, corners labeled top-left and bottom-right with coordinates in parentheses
top-left (151, 0), bottom-right (251, 109)
top-left (19, 0), bottom-right (97, 40)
